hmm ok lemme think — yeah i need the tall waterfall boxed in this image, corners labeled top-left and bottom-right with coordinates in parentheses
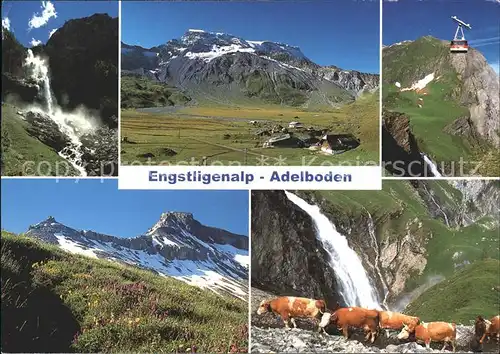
top-left (23, 50), bottom-right (97, 176)
top-left (366, 212), bottom-right (389, 309)
top-left (285, 191), bottom-right (381, 310)
top-left (421, 153), bottom-right (442, 177)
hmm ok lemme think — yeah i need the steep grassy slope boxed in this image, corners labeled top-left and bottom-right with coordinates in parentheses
top-left (383, 36), bottom-right (498, 175)
top-left (1, 231), bottom-right (248, 353)
top-left (405, 259), bottom-right (500, 323)
top-left (121, 74), bottom-right (191, 109)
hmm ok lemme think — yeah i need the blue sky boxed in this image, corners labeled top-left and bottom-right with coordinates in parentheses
top-left (383, 0), bottom-right (500, 74)
top-left (122, 0), bottom-right (380, 73)
top-left (1, 179), bottom-right (249, 238)
top-left (1, 0), bottom-right (118, 47)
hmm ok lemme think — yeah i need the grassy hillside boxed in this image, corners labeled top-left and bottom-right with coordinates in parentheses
top-left (405, 259), bottom-right (500, 323)
top-left (120, 91), bottom-right (379, 166)
top-left (1, 104), bottom-right (79, 176)
top-left (382, 36), bottom-right (497, 175)
top-left (121, 74), bottom-right (191, 109)
top-left (1, 231), bottom-right (248, 353)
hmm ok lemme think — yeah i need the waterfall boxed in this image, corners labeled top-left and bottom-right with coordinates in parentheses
top-left (284, 191), bottom-right (381, 310)
top-left (366, 212), bottom-right (389, 309)
top-left (421, 153), bottom-right (442, 177)
top-left (23, 50), bottom-right (98, 176)
top-left (25, 50), bottom-right (54, 114)
top-left (421, 183), bottom-right (450, 227)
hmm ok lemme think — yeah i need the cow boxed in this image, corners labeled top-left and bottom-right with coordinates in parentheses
top-left (379, 311), bottom-right (420, 337)
top-left (323, 306), bottom-right (380, 343)
top-left (475, 315), bottom-right (500, 344)
top-left (397, 321), bottom-right (456, 352)
top-left (256, 296), bottom-right (326, 331)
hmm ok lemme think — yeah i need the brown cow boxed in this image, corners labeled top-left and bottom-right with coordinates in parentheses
top-left (324, 306), bottom-right (380, 343)
top-left (379, 311), bottom-right (420, 336)
top-left (475, 315), bottom-right (500, 344)
top-left (256, 296), bottom-right (326, 330)
top-left (397, 321), bottom-right (456, 351)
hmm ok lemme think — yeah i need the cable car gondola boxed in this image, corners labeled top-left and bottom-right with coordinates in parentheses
top-left (450, 16), bottom-right (471, 54)
top-left (450, 39), bottom-right (469, 53)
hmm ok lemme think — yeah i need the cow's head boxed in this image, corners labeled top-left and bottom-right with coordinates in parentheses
top-left (397, 322), bottom-right (416, 340)
top-left (257, 300), bottom-right (271, 315)
top-left (319, 312), bottom-right (332, 329)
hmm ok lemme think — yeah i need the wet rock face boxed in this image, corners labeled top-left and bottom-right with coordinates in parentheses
top-left (80, 126), bottom-right (118, 176)
top-left (24, 111), bottom-right (70, 151)
top-left (250, 190), bottom-right (342, 307)
top-left (44, 14), bottom-right (118, 127)
top-left (2, 73), bottom-right (40, 103)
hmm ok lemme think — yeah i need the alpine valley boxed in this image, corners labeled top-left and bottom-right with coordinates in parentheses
top-left (120, 29), bottom-right (380, 166)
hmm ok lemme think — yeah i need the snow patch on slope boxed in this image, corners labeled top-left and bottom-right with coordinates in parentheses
top-left (55, 233), bottom-right (99, 259)
top-left (53, 230), bottom-right (247, 300)
top-left (185, 44), bottom-right (255, 62)
top-left (401, 73), bottom-right (435, 91)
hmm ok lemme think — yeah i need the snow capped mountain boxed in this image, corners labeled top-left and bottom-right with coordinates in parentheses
top-left (25, 213), bottom-right (249, 300)
top-left (163, 29), bottom-right (309, 65)
top-left (121, 29), bottom-right (379, 106)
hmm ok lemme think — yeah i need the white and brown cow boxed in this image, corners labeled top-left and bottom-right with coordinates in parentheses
top-left (322, 306), bottom-right (380, 343)
top-left (397, 321), bottom-right (457, 352)
top-left (256, 296), bottom-right (326, 330)
top-left (379, 311), bottom-right (420, 336)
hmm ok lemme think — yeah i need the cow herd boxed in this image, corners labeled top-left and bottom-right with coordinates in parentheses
top-left (256, 296), bottom-right (500, 352)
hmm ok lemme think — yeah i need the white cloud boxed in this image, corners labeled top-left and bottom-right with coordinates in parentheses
top-left (2, 16), bottom-right (10, 31)
top-left (30, 38), bottom-right (42, 46)
top-left (28, 1), bottom-right (57, 30)
top-left (469, 36), bottom-right (500, 48)
top-left (48, 28), bottom-right (57, 38)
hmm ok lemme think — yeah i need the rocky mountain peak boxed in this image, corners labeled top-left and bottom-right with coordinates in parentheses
top-left (147, 211), bottom-right (195, 234)
top-left (29, 216), bottom-right (59, 229)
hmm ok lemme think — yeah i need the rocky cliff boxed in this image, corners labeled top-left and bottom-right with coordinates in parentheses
top-left (43, 13), bottom-right (118, 127)
top-left (250, 191), bottom-right (341, 306)
top-left (449, 49), bottom-right (499, 147)
top-left (382, 110), bottom-right (429, 177)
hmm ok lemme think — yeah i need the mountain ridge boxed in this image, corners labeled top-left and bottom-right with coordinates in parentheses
top-left (121, 29), bottom-right (379, 107)
top-left (23, 212), bottom-right (249, 300)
